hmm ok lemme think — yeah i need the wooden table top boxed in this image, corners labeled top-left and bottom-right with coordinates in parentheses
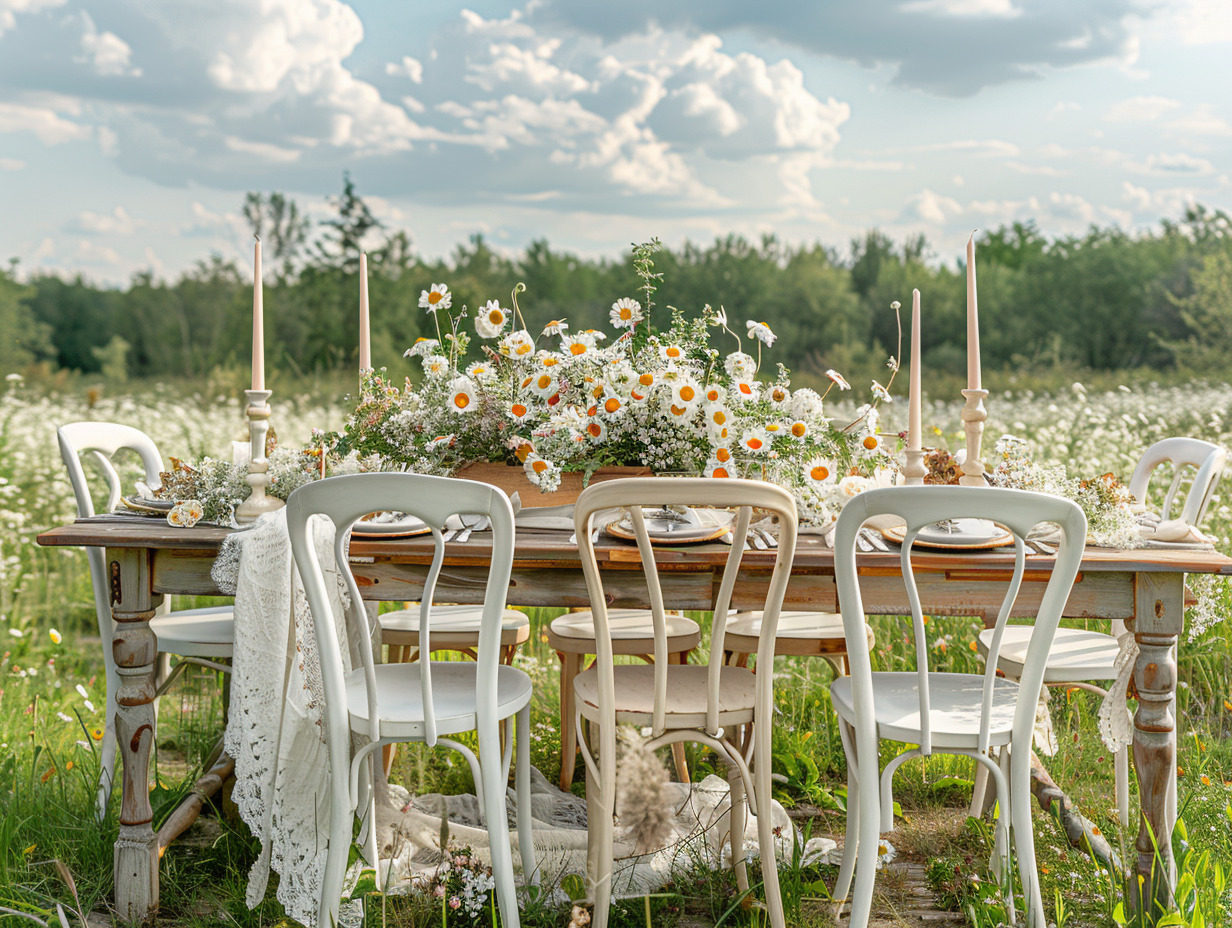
top-left (36, 514), bottom-right (1232, 576)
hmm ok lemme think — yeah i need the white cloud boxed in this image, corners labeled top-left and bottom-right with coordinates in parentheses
top-left (0, 0), bottom-right (64, 37)
top-left (889, 138), bottom-right (1019, 157)
top-left (0, 157), bottom-right (24, 170)
top-left (1166, 104), bottom-right (1232, 137)
top-left (0, 101), bottom-right (90, 144)
top-left (385, 56), bottom-right (424, 83)
top-left (1048, 191), bottom-right (1098, 224)
top-left (900, 0), bottom-right (1022, 18)
top-left (1048, 101), bottom-right (1081, 118)
top-left (1104, 95), bottom-right (1181, 123)
top-left (1171, 0), bottom-right (1232, 44)
top-left (75, 206), bottom-right (140, 235)
top-left (1005, 161), bottom-right (1067, 177)
top-left (1121, 181), bottom-right (1152, 211)
top-left (903, 189), bottom-right (963, 224)
top-left (77, 12), bottom-right (141, 77)
top-left (224, 136), bottom-right (303, 163)
top-left (1130, 152), bottom-right (1216, 175)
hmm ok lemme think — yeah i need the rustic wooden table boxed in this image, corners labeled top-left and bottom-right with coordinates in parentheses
top-left (36, 516), bottom-right (1232, 923)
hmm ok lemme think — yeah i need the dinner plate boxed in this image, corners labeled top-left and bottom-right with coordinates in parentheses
top-left (351, 513), bottom-right (432, 538)
top-left (880, 518), bottom-right (1014, 550)
top-left (605, 508), bottom-right (733, 545)
top-left (121, 495), bottom-right (174, 514)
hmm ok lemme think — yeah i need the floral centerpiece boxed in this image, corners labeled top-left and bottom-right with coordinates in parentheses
top-left (329, 241), bottom-right (899, 525)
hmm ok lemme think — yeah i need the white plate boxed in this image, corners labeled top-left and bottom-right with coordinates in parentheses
top-left (606, 508), bottom-right (733, 545)
top-left (352, 513), bottom-right (431, 538)
top-left (881, 518), bottom-right (1014, 550)
top-left (121, 495), bottom-right (174, 514)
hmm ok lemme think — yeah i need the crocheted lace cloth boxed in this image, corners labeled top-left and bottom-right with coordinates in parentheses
top-left (1098, 631), bottom-right (1139, 753)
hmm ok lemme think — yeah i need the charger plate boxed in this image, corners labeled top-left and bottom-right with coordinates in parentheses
top-left (880, 518), bottom-right (1014, 550)
top-left (351, 513), bottom-right (433, 538)
top-left (606, 509), bottom-right (732, 546)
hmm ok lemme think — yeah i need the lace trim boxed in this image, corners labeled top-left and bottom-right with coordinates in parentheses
top-left (1098, 631), bottom-right (1138, 752)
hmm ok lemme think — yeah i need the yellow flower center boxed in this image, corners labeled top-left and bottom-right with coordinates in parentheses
top-left (639, 373), bottom-right (654, 386)
top-left (746, 438), bottom-right (763, 450)
top-left (454, 393), bottom-right (470, 409)
top-left (511, 404), bottom-right (527, 418)
top-left (811, 465), bottom-right (830, 481)
top-left (570, 342), bottom-right (587, 355)
top-left (712, 466), bottom-right (730, 478)
top-left (716, 447), bottom-right (731, 463)
top-left (666, 347), bottom-right (681, 358)
top-left (489, 310), bottom-right (503, 324)
top-left (670, 404), bottom-right (687, 416)
top-left (712, 410), bottom-right (727, 425)
top-left (605, 398), bottom-right (621, 413)
top-left (739, 383), bottom-right (753, 395)
top-left (537, 375), bottom-right (552, 390)
top-left (588, 423), bottom-right (602, 438)
top-left (429, 291), bottom-right (443, 305)
top-left (532, 460), bottom-right (548, 474)
top-left (863, 436), bottom-right (878, 450)
top-left (679, 385), bottom-right (696, 402)
top-left (792, 423), bottom-right (807, 437)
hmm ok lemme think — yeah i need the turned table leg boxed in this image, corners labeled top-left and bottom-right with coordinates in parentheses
top-left (109, 548), bottom-right (161, 922)
top-left (1131, 572), bottom-right (1183, 920)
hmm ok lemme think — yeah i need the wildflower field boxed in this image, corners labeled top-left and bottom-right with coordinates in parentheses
top-left (3, 376), bottom-right (1232, 927)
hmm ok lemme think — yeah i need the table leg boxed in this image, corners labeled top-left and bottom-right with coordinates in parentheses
top-left (109, 548), bottom-right (161, 921)
top-left (1131, 572), bottom-right (1183, 919)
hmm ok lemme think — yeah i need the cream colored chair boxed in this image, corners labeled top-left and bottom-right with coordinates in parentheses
top-left (723, 611), bottom-right (874, 675)
top-left (287, 473), bottom-right (535, 928)
top-left (831, 486), bottom-right (1086, 928)
top-left (971, 437), bottom-right (1226, 825)
top-left (572, 477), bottom-right (797, 928)
top-left (58, 422), bottom-right (234, 821)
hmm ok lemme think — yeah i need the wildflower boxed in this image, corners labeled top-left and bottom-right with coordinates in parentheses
top-left (49, 628), bottom-right (61, 644)
top-left (746, 320), bottom-right (777, 346)
top-left (704, 458), bottom-right (735, 478)
top-left (789, 420), bottom-right (808, 439)
top-left (57, 711), bottom-right (72, 722)
top-left (8, 628), bottom-right (21, 638)
top-left (705, 405), bottom-right (731, 434)
top-left (507, 402), bottom-right (532, 423)
top-left (601, 395), bottom-right (624, 416)
top-left (500, 330), bottom-right (535, 358)
top-left (871, 380), bottom-right (893, 402)
top-left (826, 369), bottom-right (851, 391)
top-left (528, 372), bottom-right (558, 398)
top-left (724, 351), bottom-right (756, 380)
top-left (740, 428), bottom-right (770, 454)
top-left (474, 300), bottom-right (508, 339)
top-left (804, 457), bottom-right (837, 486)
top-left (585, 419), bottom-right (607, 441)
top-left (76, 684), bottom-right (89, 700)
top-left (561, 334), bottom-right (593, 358)
top-left (541, 319), bottom-right (568, 337)
top-left (671, 378), bottom-right (701, 412)
top-left (426, 434), bottom-right (456, 452)
top-left (421, 354), bottom-right (450, 378)
top-left (418, 283), bottom-right (452, 313)
top-left (447, 378), bottom-right (478, 413)
top-left (858, 433), bottom-right (883, 455)
top-left (876, 839), bottom-right (897, 869)
top-left (609, 297), bottom-right (643, 329)
top-left (660, 344), bottom-right (686, 362)
top-left (404, 337), bottom-right (440, 358)
top-left (767, 384), bottom-right (790, 408)
top-left (465, 361), bottom-right (495, 381)
top-left (703, 384), bottom-right (723, 404)
top-left (731, 380), bottom-right (758, 403)
top-left (449, 897), bottom-right (461, 910)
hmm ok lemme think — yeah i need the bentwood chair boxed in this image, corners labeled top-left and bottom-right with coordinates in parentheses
top-left (572, 477), bottom-right (797, 928)
top-left (57, 422), bottom-right (235, 820)
top-left (971, 437), bottom-right (1226, 825)
top-left (723, 611), bottom-right (874, 676)
top-left (286, 474), bottom-right (536, 928)
top-left (831, 486), bottom-right (1086, 928)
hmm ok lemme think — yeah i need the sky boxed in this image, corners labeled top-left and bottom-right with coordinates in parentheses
top-left (0, 0), bottom-right (1230, 286)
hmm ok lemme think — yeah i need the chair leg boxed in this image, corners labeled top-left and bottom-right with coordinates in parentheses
top-left (970, 754), bottom-right (991, 819)
top-left (585, 719), bottom-right (618, 928)
top-left (832, 719), bottom-right (859, 913)
top-left (726, 745), bottom-right (749, 895)
top-left (1009, 744), bottom-right (1045, 928)
top-left (669, 650), bottom-right (690, 783)
top-left (515, 704), bottom-right (538, 886)
top-left (753, 701), bottom-right (786, 928)
top-left (558, 651), bottom-right (580, 791)
top-left (362, 752), bottom-right (380, 870)
top-left (479, 711), bottom-right (521, 928)
top-left (849, 724), bottom-right (882, 928)
top-left (319, 750), bottom-right (357, 928)
top-left (382, 645), bottom-right (408, 776)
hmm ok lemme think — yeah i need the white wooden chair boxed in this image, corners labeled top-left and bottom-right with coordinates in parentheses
top-left (57, 422), bottom-right (234, 821)
top-left (723, 611), bottom-right (874, 676)
top-left (831, 486), bottom-right (1086, 928)
top-left (572, 477), bottom-right (797, 928)
top-left (972, 437), bottom-right (1226, 825)
top-left (286, 473), bottom-right (536, 928)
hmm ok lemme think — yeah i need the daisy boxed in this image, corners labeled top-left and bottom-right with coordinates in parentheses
top-left (447, 377), bottom-right (478, 413)
top-left (704, 458), bottom-right (736, 479)
top-left (764, 421), bottom-right (785, 436)
top-left (703, 383), bottom-right (724, 404)
top-left (610, 297), bottom-right (644, 330)
top-left (422, 354), bottom-right (450, 378)
top-left (804, 456), bottom-right (837, 486)
top-left (712, 444), bottom-right (734, 465)
top-left (725, 352), bottom-right (756, 380)
top-left (474, 300), bottom-right (508, 339)
top-left (507, 402), bottom-right (533, 423)
top-left (536, 352), bottom-right (563, 369)
top-left (583, 329), bottom-right (608, 341)
top-left (511, 440), bottom-right (535, 462)
top-left (871, 380), bottom-right (893, 402)
top-left (740, 427), bottom-right (770, 454)
top-left (418, 283), bottom-right (451, 313)
top-left (403, 337), bottom-right (440, 358)
top-left (466, 361), bottom-right (495, 381)
top-left (541, 319), bottom-right (569, 337)
top-left (601, 394), bottom-right (625, 416)
top-left (746, 320), bottom-right (777, 346)
top-left (671, 377), bottom-right (702, 411)
top-left (585, 419), bottom-right (607, 441)
top-left (561, 334), bottom-right (593, 358)
top-left (767, 384), bottom-right (791, 408)
top-left (529, 372), bottom-right (558, 398)
top-left (660, 344), bottom-right (686, 363)
top-left (826, 369), bottom-right (851, 391)
top-left (664, 400), bottom-right (696, 421)
top-left (426, 434), bottom-right (456, 452)
top-left (500, 329), bottom-right (535, 358)
top-left (731, 380), bottom-right (759, 403)
top-left (789, 420), bottom-right (809, 439)
top-left (858, 433), bottom-right (883, 455)
top-left (704, 404), bottom-right (731, 433)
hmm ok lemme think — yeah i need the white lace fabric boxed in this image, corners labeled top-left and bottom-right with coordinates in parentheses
top-left (1098, 630), bottom-right (1138, 752)
top-left (217, 510), bottom-right (358, 928)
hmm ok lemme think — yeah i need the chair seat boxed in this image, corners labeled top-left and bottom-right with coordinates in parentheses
top-left (724, 611), bottom-right (874, 656)
top-left (831, 671), bottom-right (1022, 750)
top-left (574, 664), bottom-right (757, 728)
top-left (977, 626), bottom-right (1118, 683)
top-left (548, 609), bottom-right (701, 655)
top-left (347, 662), bottom-right (533, 739)
top-left (151, 607), bottom-right (235, 659)
top-left (379, 605), bottom-right (530, 649)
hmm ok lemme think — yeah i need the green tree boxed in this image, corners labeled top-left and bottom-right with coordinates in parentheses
top-left (316, 172), bottom-right (383, 272)
top-left (1165, 248), bottom-right (1232, 371)
top-left (243, 192), bottom-right (311, 277)
top-left (0, 268), bottom-right (53, 373)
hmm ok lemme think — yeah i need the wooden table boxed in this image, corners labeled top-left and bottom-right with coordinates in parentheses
top-left (36, 517), bottom-right (1232, 923)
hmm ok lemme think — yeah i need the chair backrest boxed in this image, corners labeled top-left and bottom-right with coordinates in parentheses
top-left (573, 476), bottom-right (797, 739)
top-left (286, 473), bottom-right (515, 749)
top-left (1128, 437), bottom-right (1226, 528)
top-left (834, 486), bottom-right (1086, 758)
top-left (57, 422), bottom-right (168, 671)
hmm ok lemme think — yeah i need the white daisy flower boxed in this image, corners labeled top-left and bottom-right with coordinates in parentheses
top-left (725, 352), bottom-right (756, 380)
top-left (474, 300), bottom-right (508, 339)
top-left (871, 380), bottom-right (893, 402)
top-left (403, 337), bottom-right (440, 358)
top-left (858, 433), bottom-right (884, 455)
top-left (585, 418), bottom-right (608, 441)
top-left (419, 283), bottom-right (451, 313)
top-left (731, 380), bottom-right (759, 403)
top-left (610, 297), bottom-right (644, 329)
top-left (447, 377), bottom-right (478, 413)
top-left (704, 404), bottom-right (731, 434)
top-left (671, 377), bottom-right (702, 411)
top-left (422, 354), bottom-right (450, 378)
top-left (599, 394), bottom-right (625, 417)
top-left (660, 344), bottom-right (686, 363)
top-left (767, 383), bottom-right (791, 408)
top-left (746, 320), bottom-right (777, 346)
top-left (740, 427), bottom-right (770, 454)
top-left (583, 329), bottom-right (608, 341)
top-left (500, 329), bottom-right (535, 358)
top-left (704, 458), bottom-right (736, 479)
top-left (541, 319), bottom-right (569, 337)
top-left (711, 444), bottom-right (734, 466)
top-left (703, 383), bottom-right (724, 405)
top-left (839, 474), bottom-right (872, 498)
top-left (561, 334), bottom-right (594, 358)
top-left (507, 401), bottom-right (533, 423)
top-left (827, 369), bottom-right (851, 391)
top-left (465, 361), bottom-right (496, 381)
top-left (789, 420), bottom-right (809, 440)
top-left (804, 456), bottom-right (837, 486)
top-left (528, 372), bottom-right (558, 399)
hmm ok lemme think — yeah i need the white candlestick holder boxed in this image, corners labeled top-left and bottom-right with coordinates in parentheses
top-left (235, 389), bottom-right (285, 524)
top-left (902, 448), bottom-right (927, 486)
top-left (959, 388), bottom-right (989, 486)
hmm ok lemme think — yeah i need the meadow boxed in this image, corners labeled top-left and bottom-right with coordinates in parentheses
top-left (3, 374), bottom-right (1232, 927)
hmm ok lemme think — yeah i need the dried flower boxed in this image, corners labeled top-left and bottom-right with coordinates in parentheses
top-left (616, 728), bottom-right (672, 855)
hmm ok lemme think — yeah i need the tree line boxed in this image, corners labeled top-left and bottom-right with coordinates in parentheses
top-left (2, 174), bottom-right (1230, 386)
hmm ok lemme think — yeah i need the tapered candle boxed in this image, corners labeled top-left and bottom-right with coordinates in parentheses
top-left (358, 251), bottom-right (371, 372)
top-left (908, 288), bottom-right (922, 450)
top-left (251, 236), bottom-right (264, 391)
top-left (965, 231), bottom-right (980, 391)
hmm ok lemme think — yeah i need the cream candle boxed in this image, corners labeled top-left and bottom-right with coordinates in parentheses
top-left (358, 251), bottom-right (371, 372)
top-left (909, 288), bottom-right (922, 450)
top-left (251, 236), bottom-right (264, 391)
top-left (966, 231), bottom-right (980, 391)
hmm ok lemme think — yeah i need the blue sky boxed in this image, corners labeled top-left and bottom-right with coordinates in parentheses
top-left (1, 0), bottom-right (1229, 285)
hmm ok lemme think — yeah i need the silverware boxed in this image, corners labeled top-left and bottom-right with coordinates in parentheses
top-left (441, 528), bottom-right (458, 543)
top-left (864, 529), bottom-right (890, 552)
top-left (855, 530), bottom-right (873, 552)
top-left (750, 531), bottom-right (768, 550)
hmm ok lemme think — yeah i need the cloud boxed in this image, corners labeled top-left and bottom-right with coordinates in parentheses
top-left (1104, 95), bottom-right (1181, 123)
top-left (385, 56), bottom-right (424, 83)
top-left (0, 0), bottom-right (64, 37)
top-left (73, 206), bottom-right (140, 235)
top-left (0, 100), bottom-right (90, 144)
top-left (1129, 153), bottom-right (1216, 175)
top-left (1004, 161), bottom-right (1067, 177)
top-left (902, 189), bottom-right (963, 225)
top-left (77, 11), bottom-right (140, 77)
top-left (1166, 104), bottom-right (1232, 137)
top-left (0, 157), bottom-right (24, 170)
top-left (531, 0), bottom-right (1143, 96)
top-left (1171, 0), bottom-right (1232, 44)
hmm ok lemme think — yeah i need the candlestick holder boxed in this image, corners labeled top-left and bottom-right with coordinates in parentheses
top-left (235, 389), bottom-right (284, 524)
top-left (959, 388), bottom-right (990, 486)
top-left (902, 447), bottom-right (927, 486)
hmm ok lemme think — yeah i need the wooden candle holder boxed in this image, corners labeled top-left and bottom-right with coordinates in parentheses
top-left (902, 448), bottom-right (927, 486)
top-left (959, 388), bottom-right (989, 487)
top-left (235, 389), bottom-right (284, 524)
